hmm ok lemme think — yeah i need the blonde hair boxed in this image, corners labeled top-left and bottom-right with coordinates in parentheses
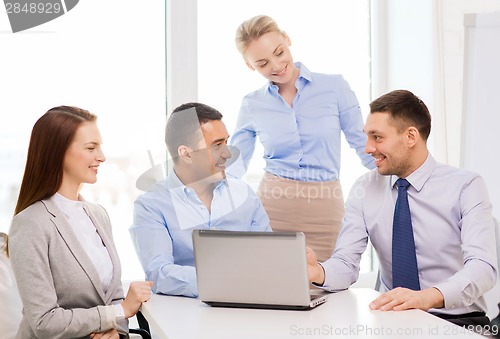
top-left (235, 15), bottom-right (285, 56)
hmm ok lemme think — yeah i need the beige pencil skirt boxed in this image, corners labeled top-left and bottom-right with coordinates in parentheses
top-left (257, 172), bottom-right (345, 262)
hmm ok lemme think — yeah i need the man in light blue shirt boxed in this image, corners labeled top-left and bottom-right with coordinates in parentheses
top-left (308, 90), bottom-right (497, 328)
top-left (130, 103), bottom-right (270, 298)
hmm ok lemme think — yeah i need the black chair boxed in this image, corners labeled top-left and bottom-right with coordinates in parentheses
top-left (490, 307), bottom-right (500, 338)
top-left (489, 218), bottom-right (500, 338)
top-left (129, 311), bottom-right (151, 339)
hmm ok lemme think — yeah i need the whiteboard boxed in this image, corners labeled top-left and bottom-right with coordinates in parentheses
top-left (461, 12), bottom-right (500, 220)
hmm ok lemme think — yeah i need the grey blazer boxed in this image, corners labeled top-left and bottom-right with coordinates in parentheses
top-left (9, 198), bottom-right (129, 339)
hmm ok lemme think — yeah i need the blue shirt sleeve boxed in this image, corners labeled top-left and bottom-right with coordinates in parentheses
top-left (227, 99), bottom-right (257, 178)
top-left (130, 194), bottom-right (199, 298)
top-left (250, 192), bottom-right (272, 232)
top-left (335, 75), bottom-right (375, 170)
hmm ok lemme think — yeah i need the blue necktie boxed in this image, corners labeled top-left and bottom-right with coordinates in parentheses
top-left (392, 178), bottom-right (421, 290)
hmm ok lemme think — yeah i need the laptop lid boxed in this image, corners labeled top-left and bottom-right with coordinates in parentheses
top-left (192, 230), bottom-right (327, 310)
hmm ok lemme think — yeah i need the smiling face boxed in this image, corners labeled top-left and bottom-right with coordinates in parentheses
top-left (364, 112), bottom-right (414, 178)
top-left (191, 120), bottom-right (232, 182)
top-left (243, 31), bottom-right (298, 86)
top-left (62, 121), bottom-right (105, 193)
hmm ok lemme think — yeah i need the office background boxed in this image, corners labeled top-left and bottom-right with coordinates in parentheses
top-left (1, 0), bottom-right (499, 283)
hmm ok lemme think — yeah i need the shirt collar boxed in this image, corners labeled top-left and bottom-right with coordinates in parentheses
top-left (50, 192), bottom-right (86, 220)
top-left (51, 192), bottom-right (85, 209)
top-left (265, 61), bottom-right (311, 95)
top-left (166, 168), bottom-right (228, 199)
top-left (390, 153), bottom-right (436, 192)
top-left (166, 168), bottom-right (184, 190)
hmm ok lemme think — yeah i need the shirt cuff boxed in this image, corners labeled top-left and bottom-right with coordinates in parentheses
top-left (113, 303), bottom-right (126, 319)
top-left (312, 263), bottom-right (337, 292)
top-left (433, 281), bottom-right (461, 310)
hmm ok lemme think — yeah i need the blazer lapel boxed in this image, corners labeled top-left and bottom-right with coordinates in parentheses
top-left (42, 199), bottom-right (106, 303)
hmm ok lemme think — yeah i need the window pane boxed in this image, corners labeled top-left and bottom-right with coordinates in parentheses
top-left (0, 1), bottom-right (166, 280)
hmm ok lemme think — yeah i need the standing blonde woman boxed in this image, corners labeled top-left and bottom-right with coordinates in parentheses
top-left (229, 15), bottom-right (375, 261)
top-left (8, 106), bottom-right (152, 339)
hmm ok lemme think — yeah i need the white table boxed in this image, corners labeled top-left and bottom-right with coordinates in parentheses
top-left (140, 288), bottom-right (486, 338)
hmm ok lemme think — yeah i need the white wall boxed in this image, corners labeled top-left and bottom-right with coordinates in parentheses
top-left (372, 0), bottom-right (500, 166)
top-left (437, 0), bottom-right (500, 167)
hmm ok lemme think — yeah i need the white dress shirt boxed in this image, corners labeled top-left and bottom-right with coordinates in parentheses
top-left (51, 193), bottom-right (113, 293)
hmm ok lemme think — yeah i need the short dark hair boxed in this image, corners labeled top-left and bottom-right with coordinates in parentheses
top-left (370, 90), bottom-right (431, 140)
top-left (165, 102), bottom-right (223, 160)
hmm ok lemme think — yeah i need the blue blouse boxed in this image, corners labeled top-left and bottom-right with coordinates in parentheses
top-left (229, 62), bottom-right (375, 182)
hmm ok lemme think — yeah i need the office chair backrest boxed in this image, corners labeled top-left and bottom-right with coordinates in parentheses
top-left (488, 218), bottom-right (500, 324)
top-left (485, 218), bottom-right (500, 320)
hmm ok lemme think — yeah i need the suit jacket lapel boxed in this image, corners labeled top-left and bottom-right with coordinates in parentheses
top-left (42, 199), bottom-right (106, 303)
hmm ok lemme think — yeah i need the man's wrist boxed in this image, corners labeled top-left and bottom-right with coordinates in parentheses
top-left (429, 287), bottom-right (445, 309)
top-left (312, 263), bottom-right (326, 286)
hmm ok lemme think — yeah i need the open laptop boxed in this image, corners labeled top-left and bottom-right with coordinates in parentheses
top-left (192, 230), bottom-right (328, 310)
